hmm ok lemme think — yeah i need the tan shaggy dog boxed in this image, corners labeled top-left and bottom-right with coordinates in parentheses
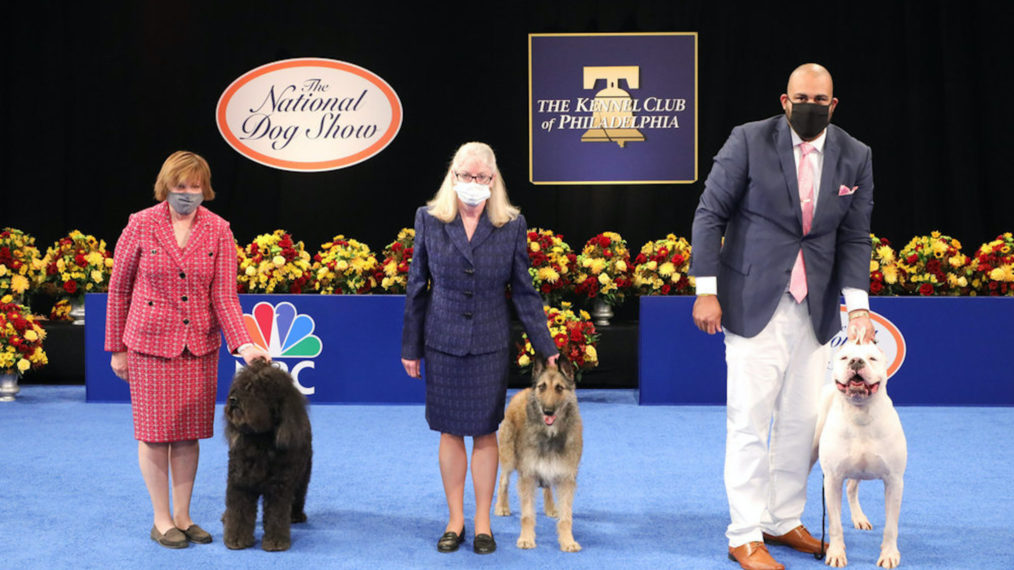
top-left (495, 357), bottom-right (583, 552)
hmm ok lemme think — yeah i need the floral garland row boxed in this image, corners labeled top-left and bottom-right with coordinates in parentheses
top-left (4, 228), bottom-right (1013, 304)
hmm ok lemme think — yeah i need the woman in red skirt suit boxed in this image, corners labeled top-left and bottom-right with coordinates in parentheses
top-left (105, 151), bottom-right (269, 548)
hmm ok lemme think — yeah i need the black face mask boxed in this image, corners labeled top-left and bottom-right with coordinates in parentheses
top-left (786, 102), bottom-right (831, 140)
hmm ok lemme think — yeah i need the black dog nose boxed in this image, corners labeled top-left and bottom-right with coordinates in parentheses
top-left (849, 358), bottom-right (865, 371)
top-left (543, 408), bottom-right (555, 416)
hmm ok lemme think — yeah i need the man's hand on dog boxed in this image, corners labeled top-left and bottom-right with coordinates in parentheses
top-left (847, 313), bottom-right (875, 343)
top-left (692, 294), bottom-right (723, 334)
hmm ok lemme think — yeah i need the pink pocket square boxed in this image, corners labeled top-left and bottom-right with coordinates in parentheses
top-left (838, 184), bottom-right (858, 196)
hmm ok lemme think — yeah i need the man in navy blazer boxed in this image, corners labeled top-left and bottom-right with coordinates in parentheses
top-left (690, 64), bottom-right (875, 570)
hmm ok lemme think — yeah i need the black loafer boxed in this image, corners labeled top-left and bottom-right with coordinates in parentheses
top-left (437, 525), bottom-right (465, 553)
top-left (473, 532), bottom-right (496, 554)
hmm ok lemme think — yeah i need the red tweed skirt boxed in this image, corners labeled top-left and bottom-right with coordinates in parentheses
top-left (127, 349), bottom-right (219, 442)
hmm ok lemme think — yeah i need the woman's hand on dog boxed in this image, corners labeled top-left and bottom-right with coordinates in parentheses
top-left (401, 358), bottom-right (421, 379)
top-left (692, 295), bottom-right (723, 335)
top-left (110, 351), bottom-right (129, 381)
top-left (240, 345), bottom-right (272, 364)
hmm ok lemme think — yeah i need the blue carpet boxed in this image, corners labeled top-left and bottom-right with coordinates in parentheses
top-left (2, 385), bottom-right (1013, 569)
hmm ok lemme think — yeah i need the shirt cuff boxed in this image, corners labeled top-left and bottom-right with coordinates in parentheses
top-left (842, 287), bottom-right (870, 313)
top-left (694, 276), bottom-right (717, 295)
top-left (236, 343), bottom-right (253, 355)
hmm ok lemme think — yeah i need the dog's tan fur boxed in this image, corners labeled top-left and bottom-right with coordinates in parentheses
top-left (495, 358), bottom-right (582, 552)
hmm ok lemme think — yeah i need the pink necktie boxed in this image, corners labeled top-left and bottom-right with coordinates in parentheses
top-left (789, 142), bottom-right (815, 303)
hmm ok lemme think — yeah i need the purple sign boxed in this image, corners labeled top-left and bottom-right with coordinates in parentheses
top-left (529, 33), bottom-right (698, 185)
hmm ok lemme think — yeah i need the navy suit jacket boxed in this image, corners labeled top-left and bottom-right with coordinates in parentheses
top-left (401, 206), bottom-right (557, 360)
top-left (690, 116), bottom-right (874, 344)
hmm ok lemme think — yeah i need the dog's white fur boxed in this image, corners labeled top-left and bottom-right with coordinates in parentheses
top-left (813, 340), bottom-right (907, 568)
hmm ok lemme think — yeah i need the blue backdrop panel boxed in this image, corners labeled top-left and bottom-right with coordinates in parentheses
top-left (638, 296), bottom-right (1014, 406)
top-left (85, 294), bottom-right (424, 404)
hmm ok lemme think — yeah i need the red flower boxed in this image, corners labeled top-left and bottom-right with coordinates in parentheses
top-left (63, 280), bottom-right (78, 294)
top-left (918, 283), bottom-right (934, 296)
top-left (74, 253), bottom-right (88, 267)
top-left (870, 280), bottom-right (884, 294)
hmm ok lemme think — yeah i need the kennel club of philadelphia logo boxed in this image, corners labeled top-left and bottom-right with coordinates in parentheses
top-left (236, 302), bottom-right (322, 395)
top-left (826, 307), bottom-right (907, 381)
top-left (217, 58), bottom-right (402, 172)
top-left (529, 33), bottom-right (697, 185)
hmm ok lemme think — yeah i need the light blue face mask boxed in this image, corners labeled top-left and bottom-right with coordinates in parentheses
top-left (453, 182), bottom-right (491, 206)
top-left (167, 192), bottom-right (203, 215)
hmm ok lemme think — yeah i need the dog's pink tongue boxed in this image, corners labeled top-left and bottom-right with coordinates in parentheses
top-left (544, 415), bottom-right (557, 426)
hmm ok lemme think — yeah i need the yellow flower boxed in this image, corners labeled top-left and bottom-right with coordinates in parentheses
top-left (589, 258), bottom-right (607, 275)
top-left (584, 345), bottom-right (597, 361)
top-left (56, 259), bottom-right (66, 272)
top-left (272, 255), bottom-right (286, 268)
top-left (518, 354), bottom-right (531, 367)
top-left (91, 270), bottom-right (104, 284)
top-left (537, 266), bottom-right (560, 283)
top-left (24, 330), bottom-right (38, 342)
top-left (658, 262), bottom-right (675, 277)
top-left (336, 260), bottom-right (348, 271)
top-left (598, 272), bottom-right (612, 285)
top-left (0, 265), bottom-right (6, 277)
top-left (883, 266), bottom-right (898, 284)
top-left (245, 265), bottom-right (257, 277)
top-left (10, 274), bottom-right (29, 294)
top-left (86, 251), bottom-right (103, 266)
top-left (17, 358), bottom-right (31, 373)
top-left (615, 260), bottom-right (627, 272)
top-left (579, 310), bottom-right (590, 320)
top-left (530, 242), bottom-right (541, 252)
top-left (870, 259), bottom-right (880, 272)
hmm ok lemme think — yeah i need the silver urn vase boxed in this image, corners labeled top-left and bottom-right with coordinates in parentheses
top-left (591, 298), bottom-right (614, 327)
top-left (69, 296), bottom-right (85, 325)
top-left (0, 372), bottom-right (20, 402)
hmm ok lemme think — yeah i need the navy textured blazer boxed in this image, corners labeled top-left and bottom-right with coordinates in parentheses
top-left (690, 116), bottom-right (874, 345)
top-left (401, 206), bottom-right (557, 360)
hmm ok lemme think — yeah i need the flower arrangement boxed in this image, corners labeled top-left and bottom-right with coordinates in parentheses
top-left (969, 232), bottom-right (1014, 296)
top-left (896, 231), bottom-right (971, 296)
top-left (378, 228), bottom-right (415, 293)
top-left (312, 235), bottom-right (383, 294)
top-left (573, 231), bottom-right (634, 306)
top-left (869, 234), bottom-right (907, 295)
top-left (0, 296), bottom-right (48, 376)
top-left (633, 234), bottom-right (695, 295)
top-left (237, 230), bottom-right (314, 294)
top-left (49, 298), bottom-right (73, 321)
top-left (516, 302), bottom-right (599, 378)
top-left (0, 228), bottom-right (44, 298)
top-left (39, 230), bottom-right (114, 298)
top-left (526, 228), bottom-right (577, 305)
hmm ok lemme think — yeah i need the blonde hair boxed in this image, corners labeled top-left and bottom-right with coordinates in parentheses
top-left (426, 142), bottom-right (519, 227)
top-left (153, 150), bottom-right (215, 201)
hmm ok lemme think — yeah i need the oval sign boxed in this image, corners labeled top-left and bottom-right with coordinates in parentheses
top-left (216, 58), bottom-right (402, 172)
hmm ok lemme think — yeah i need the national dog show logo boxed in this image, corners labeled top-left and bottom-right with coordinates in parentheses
top-left (237, 301), bottom-right (322, 395)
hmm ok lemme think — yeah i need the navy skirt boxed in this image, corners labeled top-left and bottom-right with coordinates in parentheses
top-left (423, 346), bottom-right (510, 436)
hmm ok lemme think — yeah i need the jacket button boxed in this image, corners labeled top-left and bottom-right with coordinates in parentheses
top-left (181, 295), bottom-right (188, 302)
top-left (464, 267), bottom-right (474, 275)
top-left (183, 318), bottom-right (190, 325)
top-left (179, 271), bottom-right (186, 279)
top-left (464, 290), bottom-right (473, 297)
top-left (463, 312), bottom-right (473, 319)
top-left (147, 300), bottom-right (153, 306)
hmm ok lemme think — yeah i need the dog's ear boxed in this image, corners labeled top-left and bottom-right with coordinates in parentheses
top-left (274, 388), bottom-right (309, 450)
top-left (557, 356), bottom-right (576, 382)
top-left (531, 356), bottom-right (546, 380)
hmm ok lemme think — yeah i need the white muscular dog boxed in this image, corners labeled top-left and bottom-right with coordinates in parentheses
top-left (812, 340), bottom-right (907, 568)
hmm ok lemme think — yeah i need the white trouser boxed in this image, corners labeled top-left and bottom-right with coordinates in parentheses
top-left (724, 293), bottom-right (829, 547)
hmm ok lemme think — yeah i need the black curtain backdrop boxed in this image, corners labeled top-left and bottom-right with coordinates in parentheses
top-left (2, 1), bottom-right (1012, 261)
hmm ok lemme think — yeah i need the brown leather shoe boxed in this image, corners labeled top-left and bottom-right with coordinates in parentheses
top-left (762, 525), bottom-right (827, 555)
top-left (728, 541), bottom-right (784, 570)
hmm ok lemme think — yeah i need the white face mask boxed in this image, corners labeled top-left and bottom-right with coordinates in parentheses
top-left (167, 191), bottom-right (203, 215)
top-left (453, 182), bottom-right (491, 207)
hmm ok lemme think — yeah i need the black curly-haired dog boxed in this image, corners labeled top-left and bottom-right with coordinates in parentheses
top-left (223, 360), bottom-right (312, 551)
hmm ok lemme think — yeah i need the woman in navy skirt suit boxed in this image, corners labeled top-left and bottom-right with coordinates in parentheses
top-left (105, 151), bottom-right (270, 548)
top-left (401, 142), bottom-right (559, 554)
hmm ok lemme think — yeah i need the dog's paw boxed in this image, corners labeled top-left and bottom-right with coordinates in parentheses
top-left (559, 538), bottom-right (581, 552)
top-left (494, 505), bottom-right (511, 517)
top-left (544, 505), bottom-right (559, 518)
top-left (516, 535), bottom-right (536, 549)
top-left (851, 515), bottom-right (872, 530)
top-left (224, 535), bottom-right (255, 550)
top-left (261, 536), bottom-right (291, 551)
top-left (825, 544), bottom-right (847, 567)
top-left (877, 547), bottom-right (900, 568)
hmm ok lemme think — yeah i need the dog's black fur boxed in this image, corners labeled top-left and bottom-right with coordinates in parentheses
top-left (222, 360), bottom-right (312, 551)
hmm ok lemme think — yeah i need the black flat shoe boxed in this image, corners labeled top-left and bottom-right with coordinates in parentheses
top-left (437, 525), bottom-right (465, 553)
top-left (473, 532), bottom-right (496, 554)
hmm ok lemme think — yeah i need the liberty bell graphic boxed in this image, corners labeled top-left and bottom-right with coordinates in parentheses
top-left (580, 66), bottom-right (645, 147)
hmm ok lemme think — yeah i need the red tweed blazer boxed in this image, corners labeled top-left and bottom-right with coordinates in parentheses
top-left (104, 202), bottom-right (250, 358)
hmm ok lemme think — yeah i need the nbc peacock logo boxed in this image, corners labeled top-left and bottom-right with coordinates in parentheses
top-left (235, 301), bottom-right (322, 395)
